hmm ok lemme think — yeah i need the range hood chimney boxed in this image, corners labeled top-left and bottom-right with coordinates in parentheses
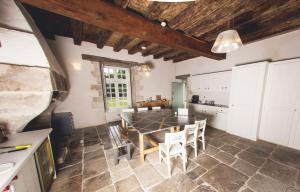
top-left (0, 0), bottom-right (68, 134)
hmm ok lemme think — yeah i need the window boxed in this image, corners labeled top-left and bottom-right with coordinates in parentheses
top-left (103, 66), bottom-right (131, 108)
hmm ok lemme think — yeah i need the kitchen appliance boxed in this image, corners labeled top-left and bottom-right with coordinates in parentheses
top-left (0, 126), bottom-right (8, 143)
top-left (191, 95), bottom-right (199, 103)
top-left (35, 138), bottom-right (55, 192)
top-left (208, 100), bottom-right (215, 105)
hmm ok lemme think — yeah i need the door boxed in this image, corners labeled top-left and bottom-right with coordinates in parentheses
top-left (227, 62), bottom-right (268, 140)
top-left (172, 82), bottom-right (184, 111)
top-left (103, 66), bottom-right (132, 122)
top-left (259, 60), bottom-right (300, 146)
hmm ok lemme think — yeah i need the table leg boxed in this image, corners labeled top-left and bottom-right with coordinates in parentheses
top-left (170, 126), bottom-right (180, 133)
top-left (139, 133), bottom-right (145, 163)
top-left (121, 119), bottom-right (125, 128)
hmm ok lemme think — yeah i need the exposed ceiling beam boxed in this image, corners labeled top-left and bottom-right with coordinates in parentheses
top-left (20, 0), bottom-right (225, 60)
top-left (153, 49), bottom-right (177, 59)
top-left (82, 54), bottom-right (143, 66)
top-left (113, 35), bottom-right (133, 52)
top-left (186, 0), bottom-right (259, 37)
top-left (142, 45), bottom-right (166, 57)
top-left (113, 0), bottom-right (130, 8)
top-left (164, 52), bottom-right (186, 61)
top-left (128, 41), bottom-right (151, 55)
top-left (168, 0), bottom-right (224, 31)
top-left (97, 29), bottom-right (113, 49)
top-left (173, 53), bottom-right (197, 63)
top-left (71, 20), bottom-right (83, 45)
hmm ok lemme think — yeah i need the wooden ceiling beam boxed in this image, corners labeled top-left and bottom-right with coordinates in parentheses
top-left (153, 49), bottom-right (176, 59)
top-left (20, 0), bottom-right (225, 60)
top-left (114, 0), bottom-right (130, 8)
top-left (186, 0), bottom-right (259, 37)
top-left (113, 35), bottom-right (133, 52)
top-left (168, 0), bottom-right (223, 31)
top-left (71, 20), bottom-right (83, 45)
top-left (200, 0), bottom-right (300, 43)
top-left (128, 41), bottom-right (151, 55)
top-left (164, 52), bottom-right (186, 61)
top-left (142, 45), bottom-right (167, 57)
top-left (173, 53), bottom-right (197, 63)
top-left (97, 29), bottom-right (113, 49)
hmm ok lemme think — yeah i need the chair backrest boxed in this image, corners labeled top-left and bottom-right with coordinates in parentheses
top-left (184, 124), bottom-right (199, 139)
top-left (178, 108), bottom-right (188, 116)
top-left (165, 129), bottom-right (187, 146)
top-left (152, 106), bottom-right (161, 110)
top-left (195, 119), bottom-right (207, 136)
top-left (137, 107), bottom-right (148, 112)
top-left (122, 108), bottom-right (134, 113)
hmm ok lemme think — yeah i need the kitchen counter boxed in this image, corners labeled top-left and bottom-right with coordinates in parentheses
top-left (189, 102), bottom-right (229, 108)
top-left (0, 129), bottom-right (52, 191)
top-left (188, 103), bottom-right (228, 131)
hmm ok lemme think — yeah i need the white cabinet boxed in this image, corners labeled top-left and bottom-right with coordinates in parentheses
top-left (190, 71), bottom-right (231, 93)
top-left (189, 103), bottom-right (228, 131)
top-left (227, 62), bottom-right (268, 141)
top-left (259, 59), bottom-right (300, 149)
top-left (12, 156), bottom-right (41, 192)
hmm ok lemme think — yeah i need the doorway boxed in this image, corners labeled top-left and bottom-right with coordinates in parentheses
top-left (103, 66), bottom-right (132, 122)
top-left (171, 82), bottom-right (185, 111)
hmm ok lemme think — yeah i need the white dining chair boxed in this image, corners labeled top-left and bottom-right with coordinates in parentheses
top-left (194, 119), bottom-right (207, 150)
top-left (137, 107), bottom-right (148, 112)
top-left (122, 108), bottom-right (135, 113)
top-left (159, 129), bottom-right (187, 178)
top-left (152, 106), bottom-right (161, 110)
top-left (178, 108), bottom-right (188, 116)
top-left (184, 124), bottom-right (200, 158)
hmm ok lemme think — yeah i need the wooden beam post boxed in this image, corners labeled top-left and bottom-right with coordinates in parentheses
top-left (114, 35), bottom-right (132, 52)
top-left (97, 29), bottom-right (112, 49)
top-left (71, 20), bottom-right (83, 45)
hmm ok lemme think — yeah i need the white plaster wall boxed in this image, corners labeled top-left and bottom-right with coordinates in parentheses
top-left (47, 36), bottom-right (175, 128)
top-left (175, 29), bottom-right (300, 75)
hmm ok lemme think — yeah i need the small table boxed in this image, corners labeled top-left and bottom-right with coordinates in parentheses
top-left (120, 109), bottom-right (204, 162)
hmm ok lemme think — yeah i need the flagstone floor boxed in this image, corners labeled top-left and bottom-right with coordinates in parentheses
top-left (50, 123), bottom-right (300, 192)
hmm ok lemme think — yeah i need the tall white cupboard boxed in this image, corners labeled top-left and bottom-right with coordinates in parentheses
top-left (259, 59), bottom-right (300, 150)
top-left (227, 62), bottom-right (268, 141)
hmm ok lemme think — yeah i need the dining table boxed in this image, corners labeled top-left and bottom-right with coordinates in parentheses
top-left (120, 109), bottom-right (204, 162)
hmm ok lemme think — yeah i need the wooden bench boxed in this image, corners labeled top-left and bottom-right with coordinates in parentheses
top-left (108, 125), bottom-right (131, 165)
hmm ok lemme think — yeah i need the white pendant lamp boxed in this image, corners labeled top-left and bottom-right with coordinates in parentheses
top-left (211, 29), bottom-right (243, 53)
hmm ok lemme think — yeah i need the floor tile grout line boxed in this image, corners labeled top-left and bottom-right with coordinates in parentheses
top-left (81, 129), bottom-right (85, 192)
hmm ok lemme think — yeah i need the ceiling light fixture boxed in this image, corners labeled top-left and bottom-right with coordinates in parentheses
top-left (211, 29), bottom-right (243, 53)
top-left (161, 21), bottom-right (167, 27)
top-left (138, 64), bottom-right (151, 76)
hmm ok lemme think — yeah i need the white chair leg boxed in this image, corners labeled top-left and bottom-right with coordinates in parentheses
top-left (202, 137), bottom-right (206, 150)
top-left (183, 159), bottom-right (187, 173)
top-left (194, 141), bottom-right (198, 158)
top-left (159, 147), bottom-right (162, 164)
top-left (167, 157), bottom-right (171, 178)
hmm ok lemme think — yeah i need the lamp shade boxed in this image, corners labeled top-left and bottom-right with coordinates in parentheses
top-left (211, 30), bottom-right (243, 53)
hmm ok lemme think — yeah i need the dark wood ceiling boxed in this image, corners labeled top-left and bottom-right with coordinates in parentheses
top-left (23, 0), bottom-right (300, 63)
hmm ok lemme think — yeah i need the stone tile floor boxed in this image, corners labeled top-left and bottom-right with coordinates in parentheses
top-left (50, 123), bottom-right (300, 192)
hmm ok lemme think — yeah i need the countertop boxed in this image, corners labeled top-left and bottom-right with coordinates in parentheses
top-left (189, 102), bottom-right (229, 108)
top-left (0, 129), bottom-right (52, 191)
